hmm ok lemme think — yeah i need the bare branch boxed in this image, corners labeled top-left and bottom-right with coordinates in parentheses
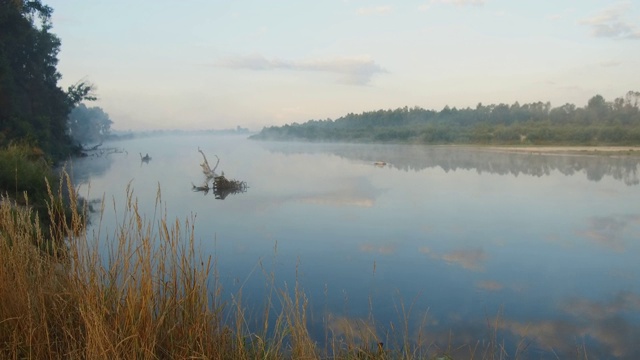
top-left (198, 147), bottom-right (219, 178)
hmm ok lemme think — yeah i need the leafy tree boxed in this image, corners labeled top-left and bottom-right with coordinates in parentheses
top-left (0, 0), bottom-right (93, 159)
top-left (68, 103), bottom-right (113, 145)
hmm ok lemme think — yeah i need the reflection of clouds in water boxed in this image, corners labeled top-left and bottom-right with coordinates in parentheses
top-left (441, 248), bottom-right (486, 271)
top-left (300, 176), bottom-right (381, 208)
top-left (503, 319), bottom-right (580, 353)
top-left (326, 315), bottom-right (378, 344)
top-left (300, 191), bottom-right (375, 208)
top-left (418, 246), bottom-right (487, 271)
top-left (503, 291), bottom-right (640, 358)
top-left (541, 233), bottom-right (583, 251)
top-left (359, 243), bottom-right (396, 255)
top-left (231, 175), bottom-right (381, 213)
top-left (577, 214), bottom-right (640, 251)
top-left (67, 154), bottom-right (117, 186)
top-left (233, 243), bottom-right (249, 254)
top-left (607, 268), bottom-right (637, 281)
top-left (563, 291), bottom-right (640, 321)
top-left (475, 280), bottom-right (504, 291)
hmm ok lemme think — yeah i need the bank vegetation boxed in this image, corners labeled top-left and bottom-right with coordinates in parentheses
top-left (251, 92), bottom-right (640, 146)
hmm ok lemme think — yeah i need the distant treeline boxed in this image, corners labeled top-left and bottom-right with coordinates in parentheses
top-left (251, 92), bottom-right (640, 145)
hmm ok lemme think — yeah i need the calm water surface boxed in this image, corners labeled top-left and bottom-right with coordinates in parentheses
top-left (70, 134), bottom-right (640, 359)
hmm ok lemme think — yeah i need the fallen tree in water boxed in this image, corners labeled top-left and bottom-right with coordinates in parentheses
top-left (78, 142), bottom-right (127, 158)
top-left (192, 148), bottom-right (247, 199)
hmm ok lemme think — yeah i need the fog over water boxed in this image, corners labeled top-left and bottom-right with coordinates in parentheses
top-left (69, 135), bottom-right (640, 359)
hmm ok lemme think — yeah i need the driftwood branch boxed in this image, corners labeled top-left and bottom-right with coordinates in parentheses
top-left (198, 147), bottom-right (219, 178)
top-left (192, 148), bottom-right (247, 199)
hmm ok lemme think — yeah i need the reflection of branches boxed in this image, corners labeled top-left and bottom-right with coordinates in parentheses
top-left (191, 182), bottom-right (211, 195)
top-left (212, 175), bottom-right (247, 199)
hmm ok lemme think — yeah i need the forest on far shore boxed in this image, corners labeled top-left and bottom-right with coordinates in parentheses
top-left (251, 92), bottom-right (640, 146)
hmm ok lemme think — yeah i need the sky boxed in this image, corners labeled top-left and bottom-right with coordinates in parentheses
top-left (47, 0), bottom-right (640, 131)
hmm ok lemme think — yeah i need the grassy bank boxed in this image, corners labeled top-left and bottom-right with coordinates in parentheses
top-left (0, 143), bottom-right (82, 253)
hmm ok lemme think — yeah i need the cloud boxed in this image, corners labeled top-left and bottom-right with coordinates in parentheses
top-left (356, 6), bottom-right (392, 16)
top-left (431, 0), bottom-right (485, 6)
top-left (580, 2), bottom-right (640, 39)
top-left (216, 54), bottom-right (387, 85)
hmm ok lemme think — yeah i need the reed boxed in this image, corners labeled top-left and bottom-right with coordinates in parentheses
top-left (0, 173), bottom-right (590, 359)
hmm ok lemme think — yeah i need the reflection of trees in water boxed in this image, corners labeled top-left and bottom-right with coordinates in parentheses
top-left (260, 142), bottom-right (640, 186)
top-left (65, 154), bottom-right (117, 186)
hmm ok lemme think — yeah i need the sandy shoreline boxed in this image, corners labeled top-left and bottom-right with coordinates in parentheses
top-left (480, 145), bottom-right (640, 155)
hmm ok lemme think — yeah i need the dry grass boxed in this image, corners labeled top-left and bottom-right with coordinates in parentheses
top-left (1, 174), bottom-right (591, 359)
top-left (1, 175), bottom-right (229, 359)
top-left (0, 173), bottom-right (325, 359)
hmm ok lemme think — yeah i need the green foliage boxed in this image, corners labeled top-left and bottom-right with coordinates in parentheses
top-left (68, 103), bottom-right (113, 145)
top-left (0, 0), bottom-right (95, 160)
top-left (66, 81), bottom-right (97, 108)
top-left (251, 92), bottom-right (640, 146)
top-left (0, 143), bottom-right (80, 249)
top-left (0, 143), bottom-right (54, 202)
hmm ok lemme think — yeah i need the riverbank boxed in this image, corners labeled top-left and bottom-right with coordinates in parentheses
top-left (483, 145), bottom-right (640, 156)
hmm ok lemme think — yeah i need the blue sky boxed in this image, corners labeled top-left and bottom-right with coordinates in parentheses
top-left (47, 0), bottom-right (640, 131)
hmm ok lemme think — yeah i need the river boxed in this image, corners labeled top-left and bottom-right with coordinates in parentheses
top-left (68, 134), bottom-right (640, 359)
